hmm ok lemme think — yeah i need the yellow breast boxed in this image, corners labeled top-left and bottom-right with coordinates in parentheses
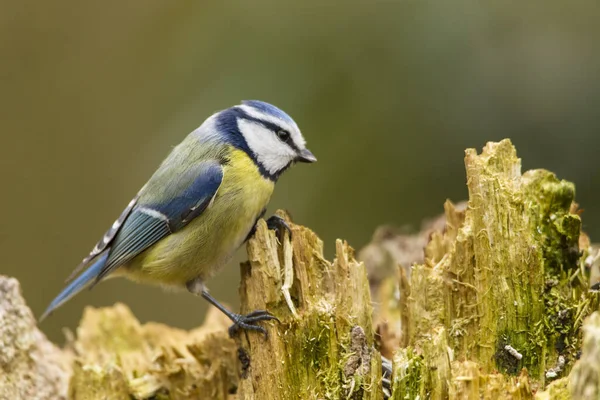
top-left (127, 148), bottom-right (275, 287)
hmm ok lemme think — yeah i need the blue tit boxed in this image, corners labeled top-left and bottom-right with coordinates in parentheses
top-left (41, 100), bottom-right (316, 336)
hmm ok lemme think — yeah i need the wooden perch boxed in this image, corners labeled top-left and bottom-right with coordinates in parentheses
top-left (236, 215), bottom-right (381, 399)
top-left (1, 139), bottom-right (600, 399)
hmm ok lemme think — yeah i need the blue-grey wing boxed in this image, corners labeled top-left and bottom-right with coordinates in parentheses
top-left (95, 208), bottom-right (172, 278)
top-left (66, 195), bottom-right (139, 282)
top-left (43, 161), bottom-right (223, 321)
top-left (92, 161), bottom-right (224, 282)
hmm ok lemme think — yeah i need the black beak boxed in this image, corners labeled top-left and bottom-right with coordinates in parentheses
top-left (296, 148), bottom-right (317, 163)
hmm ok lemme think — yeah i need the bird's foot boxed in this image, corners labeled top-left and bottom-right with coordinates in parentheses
top-left (227, 309), bottom-right (280, 339)
top-left (266, 215), bottom-right (292, 240)
top-left (200, 290), bottom-right (279, 339)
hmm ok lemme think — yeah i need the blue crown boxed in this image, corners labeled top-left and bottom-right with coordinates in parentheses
top-left (242, 100), bottom-right (295, 125)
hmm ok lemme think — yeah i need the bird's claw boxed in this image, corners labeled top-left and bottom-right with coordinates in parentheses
top-left (266, 215), bottom-right (292, 240)
top-left (227, 309), bottom-right (280, 339)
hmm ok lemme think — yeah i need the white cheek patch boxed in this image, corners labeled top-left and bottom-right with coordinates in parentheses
top-left (238, 104), bottom-right (306, 149)
top-left (238, 119), bottom-right (296, 175)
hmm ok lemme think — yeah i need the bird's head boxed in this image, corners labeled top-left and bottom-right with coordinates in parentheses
top-left (215, 100), bottom-right (316, 180)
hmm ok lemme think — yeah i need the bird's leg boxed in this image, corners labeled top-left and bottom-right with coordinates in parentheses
top-left (186, 278), bottom-right (278, 338)
top-left (244, 224), bottom-right (258, 243)
top-left (202, 290), bottom-right (279, 338)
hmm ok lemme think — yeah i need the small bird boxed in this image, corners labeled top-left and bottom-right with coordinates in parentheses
top-left (41, 100), bottom-right (316, 336)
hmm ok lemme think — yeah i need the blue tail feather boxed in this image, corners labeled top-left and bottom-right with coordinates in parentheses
top-left (39, 251), bottom-right (109, 322)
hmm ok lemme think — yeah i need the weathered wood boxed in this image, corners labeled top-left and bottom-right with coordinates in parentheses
top-left (68, 304), bottom-right (238, 399)
top-left (382, 139), bottom-right (598, 399)
top-left (0, 276), bottom-right (70, 400)
top-left (237, 213), bottom-right (383, 399)
top-left (570, 311), bottom-right (600, 398)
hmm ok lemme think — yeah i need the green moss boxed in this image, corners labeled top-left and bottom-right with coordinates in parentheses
top-left (517, 168), bottom-right (592, 384)
top-left (392, 348), bottom-right (424, 400)
top-left (523, 170), bottom-right (580, 275)
top-left (279, 311), bottom-right (345, 399)
top-left (302, 322), bottom-right (333, 370)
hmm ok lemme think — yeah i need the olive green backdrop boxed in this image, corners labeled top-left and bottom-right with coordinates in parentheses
top-left (1, 0), bottom-right (599, 343)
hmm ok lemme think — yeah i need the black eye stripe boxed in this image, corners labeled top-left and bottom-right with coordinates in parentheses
top-left (238, 112), bottom-right (300, 152)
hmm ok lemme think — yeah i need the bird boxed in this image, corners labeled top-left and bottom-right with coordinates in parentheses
top-left (41, 100), bottom-right (316, 337)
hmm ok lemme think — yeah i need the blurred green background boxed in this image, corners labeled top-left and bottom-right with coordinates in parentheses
top-left (1, 0), bottom-right (599, 343)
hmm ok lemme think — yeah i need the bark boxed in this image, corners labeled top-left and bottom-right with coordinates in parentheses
top-left (67, 304), bottom-right (238, 399)
top-left (236, 215), bottom-right (382, 399)
top-left (373, 140), bottom-right (598, 399)
top-left (0, 277), bottom-right (70, 399)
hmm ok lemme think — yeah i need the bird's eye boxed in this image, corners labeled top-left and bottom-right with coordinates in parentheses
top-left (276, 130), bottom-right (291, 142)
